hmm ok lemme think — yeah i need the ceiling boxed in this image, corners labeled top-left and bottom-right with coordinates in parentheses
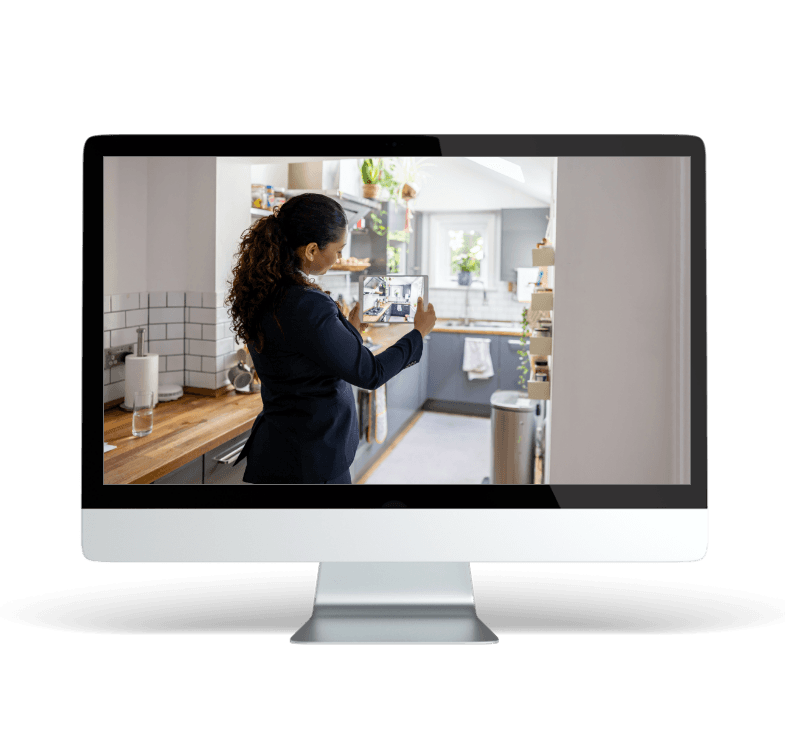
top-left (221, 155), bottom-right (556, 205)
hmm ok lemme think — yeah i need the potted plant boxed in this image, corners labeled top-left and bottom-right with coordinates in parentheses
top-left (360, 158), bottom-right (383, 198)
top-left (451, 230), bottom-right (483, 285)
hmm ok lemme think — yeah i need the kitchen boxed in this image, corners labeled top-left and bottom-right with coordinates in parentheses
top-left (104, 156), bottom-right (687, 485)
top-left (103, 155), bottom-right (556, 485)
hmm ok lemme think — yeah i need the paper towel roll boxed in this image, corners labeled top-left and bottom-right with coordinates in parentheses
top-left (125, 354), bottom-right (159, 409)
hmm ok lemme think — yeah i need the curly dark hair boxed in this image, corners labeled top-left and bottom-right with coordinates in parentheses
top-left (224, 193), bottom-right (348, 354)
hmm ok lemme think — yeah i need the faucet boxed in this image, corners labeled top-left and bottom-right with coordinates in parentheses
top-left (461, 285), bottom-right (471, 326)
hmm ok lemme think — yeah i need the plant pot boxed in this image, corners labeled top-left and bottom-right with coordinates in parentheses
top-left (458, 270), bottom-right (473, 286)
top-left (363, 183), bottom-right (381, 199)
top-left (401, 182), bottom-right (419, 200)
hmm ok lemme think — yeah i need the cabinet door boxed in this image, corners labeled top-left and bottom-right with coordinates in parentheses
top-left (498, 336), bottom-right (531, 392)
top-left (204, 430), bottom-right (254, 485)
top-left (151, 454), bottom-right (203, 484)
top-left (428, 332), bottom-right (499, 404)
top-left (385, 345), bottom-right (422, 441)
top-left (418, 335), bottom-right (430, 408)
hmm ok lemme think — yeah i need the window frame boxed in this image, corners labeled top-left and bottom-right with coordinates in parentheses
top-left (426, 211), bottom-right (500, 290)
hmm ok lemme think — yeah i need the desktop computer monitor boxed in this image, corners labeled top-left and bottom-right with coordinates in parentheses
top-left (93, 134), bottom-right (707, 643)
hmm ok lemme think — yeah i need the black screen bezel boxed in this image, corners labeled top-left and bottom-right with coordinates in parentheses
top-left (91, 134), bottom-right (706, 509)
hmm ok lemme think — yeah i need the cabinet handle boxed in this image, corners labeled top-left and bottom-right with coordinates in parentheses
top-left (213, 440), bottom-right (247, 464)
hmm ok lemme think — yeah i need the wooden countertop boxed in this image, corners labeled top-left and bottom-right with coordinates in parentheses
top-left (104, 318), bottom-right (524, 484)
top-left (104, 390), bottom-right (261, 485)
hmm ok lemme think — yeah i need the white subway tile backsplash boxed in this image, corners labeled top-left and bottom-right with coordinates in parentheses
top-left (202, 356), bottom-right (217, 372)
top-left (185, 355), bottom-right (201, 371)
top-left (216, 336), bottom-right (235, 356)
top-left (188, 339), bottom-right (214, 357)
top-left (186, 371), bottom-right (216, 390)
top-left (159, 370), bottom-right (185, 385)
top-left (149, 292), bottom-right (167, 308)
top-left (201, 291), bottom-right (220, 308)
top-left (104, 311), bottom-right (125, 330)
top-left (111, 326), bottom-right (141, 347)
top-left (202, 324), bottom-right (217, 340)
top-left (166, 322), bottom-right (184, 339)
top-left (104, 296), bottom-right (111, 313)
top-left (185, 291), bottom-right (202, 307)
top-left (149, 307), bottom-right (183, 324)
top-left (148, 324), bottom-right (167, 340)
top-left (167, 291), bottom-right (185, 307)
top-left (167, 355), bottom-right (184, 372)
top-left (148, 339), bottom-right (182, 357)
top-left (125, 308), bottom-right (148, 327)
top-left (185, 323), bottom-right (201, 339)
top-left (188, 307), bottom-right (217, 325)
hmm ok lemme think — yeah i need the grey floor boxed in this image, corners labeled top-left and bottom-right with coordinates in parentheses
top-left (362, 410), bottom-right (491, 485)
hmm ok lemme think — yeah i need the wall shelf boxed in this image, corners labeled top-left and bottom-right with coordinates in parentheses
top-left (527, 379), bottom-right (550, 400)
top-left (530, 290), bottom-right (553, 311)
top-left (532, 245), bottom-right (555, 267)
top-left (528, 336), bottom-right (552, 356)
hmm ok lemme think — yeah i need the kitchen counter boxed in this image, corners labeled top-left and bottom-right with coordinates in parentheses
top-left (105, 318), bottom-right (523, 484)
top-left (104, 391), bottom-right (260, 485)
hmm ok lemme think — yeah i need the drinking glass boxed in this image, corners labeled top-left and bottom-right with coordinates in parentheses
top-left (132, 390), bottom-right (154, 437)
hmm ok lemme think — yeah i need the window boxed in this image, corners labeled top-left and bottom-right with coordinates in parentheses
top-left (427, 212), bottom-right (499, 289)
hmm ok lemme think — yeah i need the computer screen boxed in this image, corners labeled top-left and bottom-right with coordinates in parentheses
top-left (92, 134), bottom-right (706, 641)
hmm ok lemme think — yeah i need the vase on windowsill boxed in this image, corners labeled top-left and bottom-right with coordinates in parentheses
top-left (458, 271), bottom-right (473, 286)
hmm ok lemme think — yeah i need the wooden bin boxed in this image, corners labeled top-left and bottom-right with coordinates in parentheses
top-left (528, 336), bottom-right (552, 356)
top-left (530, 291), bottom-right (554, 311)
top-left (527, 380), bottom-right (550, 400)
top-left (532, 245), bottom-right (555, 267)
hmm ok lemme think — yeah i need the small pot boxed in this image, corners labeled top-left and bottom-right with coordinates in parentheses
top-left (363, 183), bottom-right (381, 199)
top-left (401, 182), bottom-right (419, 200)
top-left (458, 271), bottom-right (473, 286)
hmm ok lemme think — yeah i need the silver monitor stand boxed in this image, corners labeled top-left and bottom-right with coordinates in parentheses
top-left (291, 562), bottom-right (498, 644)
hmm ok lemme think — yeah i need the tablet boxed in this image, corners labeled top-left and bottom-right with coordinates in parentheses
top-left (358, 275), bottom-right (429, 326)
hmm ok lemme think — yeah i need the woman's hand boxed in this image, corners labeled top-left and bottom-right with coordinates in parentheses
top-left (347, 301), bottom-right (369, 336)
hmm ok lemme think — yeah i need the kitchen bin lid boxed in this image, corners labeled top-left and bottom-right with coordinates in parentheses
top-left (490, 390), bottom-right (536, 412)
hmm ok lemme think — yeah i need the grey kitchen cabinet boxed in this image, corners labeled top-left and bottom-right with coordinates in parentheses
top-left (500, 208), bottom-right (550, 283)
top-left (418, 334), bottom-right (430, 409)
top-left (151, 429), bottom-right (253, 485)
top-left (426, 332), bottom-right (500, 405)
top-left (151, 454), bottom-right (203, 484)
top-left (498, 336), bottom-right (531, 392)
top-left (204, 429), bottom-right (253, 485)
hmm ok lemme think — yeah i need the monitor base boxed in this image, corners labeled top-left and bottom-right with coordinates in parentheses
top-left (291, 562), bottom-right (498, 644)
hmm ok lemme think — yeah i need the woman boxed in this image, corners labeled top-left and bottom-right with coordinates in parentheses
top-left (225, 193), bottom-right (437, 485)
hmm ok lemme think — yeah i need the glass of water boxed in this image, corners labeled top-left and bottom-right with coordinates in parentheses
top-left (132, 390), bottom-right (154, 437)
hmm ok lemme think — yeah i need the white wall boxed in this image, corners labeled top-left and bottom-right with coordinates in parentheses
top-left (409, 157), bottom-right (547, 211)
top-left (103, 156), bottom-right (217, 295)
top-left (104, 156), bottom-right (147, 295)
top-left (216, 158), bottom-right (252, 299)
top-left (549, 156), bottom-right (689, 484)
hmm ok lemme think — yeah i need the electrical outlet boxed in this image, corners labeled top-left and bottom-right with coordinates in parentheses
top-left (104, 344), bottom-right (136, 370)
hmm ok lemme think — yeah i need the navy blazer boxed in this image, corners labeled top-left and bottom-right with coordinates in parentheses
top-left (233, 283), bottom-right (424, 483)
